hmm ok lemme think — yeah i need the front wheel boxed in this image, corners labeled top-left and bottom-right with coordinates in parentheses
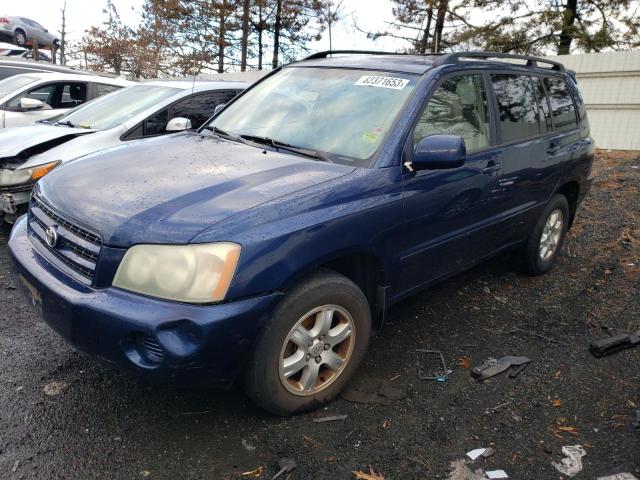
top-left (244, 270), bottom-right (371, 415)
top-left (518, 194), bottom-right (570, 275)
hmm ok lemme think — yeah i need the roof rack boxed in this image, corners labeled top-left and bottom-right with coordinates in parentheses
top-left (433, 51), bottom-right (565, 71)
top-left (304, 50), bottom-right (407, 61)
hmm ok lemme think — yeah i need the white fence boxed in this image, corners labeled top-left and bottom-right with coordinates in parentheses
top-left (195, 50), bottom-right (640, 151)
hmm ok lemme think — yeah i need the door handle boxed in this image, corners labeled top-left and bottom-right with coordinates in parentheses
top-left (547, 141), bottom-right (561, 155)
top-left (482, 161), bottom-right (501, 175)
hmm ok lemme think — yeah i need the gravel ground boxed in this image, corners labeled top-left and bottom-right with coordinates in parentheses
top-left (0, 150), bottom-right (638, 480)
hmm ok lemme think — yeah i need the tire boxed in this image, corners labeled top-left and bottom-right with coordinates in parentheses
top-left (244, 270), bottom-right (371, 415)
top-left (518, 194), bottom-right (570, 276)
top-left (13, 29), bottom-right (27, 47)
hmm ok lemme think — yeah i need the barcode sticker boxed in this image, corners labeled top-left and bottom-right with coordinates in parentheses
top-left (355, 76), bottom-right (410, 90)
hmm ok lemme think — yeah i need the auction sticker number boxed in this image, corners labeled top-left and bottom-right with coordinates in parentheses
top-left (355, 76), bottom-right (409, 90)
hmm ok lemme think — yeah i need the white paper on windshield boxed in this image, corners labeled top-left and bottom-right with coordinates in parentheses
top-left (355, 75), bottom-right (409, 90)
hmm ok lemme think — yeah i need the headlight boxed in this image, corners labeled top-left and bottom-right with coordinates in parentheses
top-left (0, 160), bottom-right (61, 187)
top-left (113, 242), bottom-right (241, 303)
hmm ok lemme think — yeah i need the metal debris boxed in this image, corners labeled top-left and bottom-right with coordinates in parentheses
top-left (416, 349), bottom-right (452, 381)
top-left (313, 414), bottom-right (347, 423)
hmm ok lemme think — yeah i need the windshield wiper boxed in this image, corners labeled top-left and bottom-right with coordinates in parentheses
top-left (54, 120), bottom-right (83, 128)
top-left (238, 134), bottom-right (332, 162)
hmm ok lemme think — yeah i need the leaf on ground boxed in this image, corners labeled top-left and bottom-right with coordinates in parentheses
top-left (353, 467), bottom-right (385, 479)
top-left (458, 356), bottom-right (472, 369)
top-left (43, 381), bottom-right (68, 396)
top-left (552, 399), bottom-right (563, 407)
top-left (240, 466), bottom-right (264, 477)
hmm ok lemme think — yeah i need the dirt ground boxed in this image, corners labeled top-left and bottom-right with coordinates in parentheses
top-left (0, 150), bottom-right (638, 480)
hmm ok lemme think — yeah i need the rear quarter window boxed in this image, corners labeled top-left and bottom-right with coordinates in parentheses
top-left (543, 77), bottom-right (578, 132)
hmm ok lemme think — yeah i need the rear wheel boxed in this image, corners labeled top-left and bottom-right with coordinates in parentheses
top-left (518, 194), bottom-right (569, 275)
top-left (13, 29), bottom-right (27, 47)
top-left (244, 270), bottom-right (371, 415)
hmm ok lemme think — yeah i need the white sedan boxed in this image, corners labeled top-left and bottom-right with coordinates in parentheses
top-left (0, 72), bottom-right (132, 128)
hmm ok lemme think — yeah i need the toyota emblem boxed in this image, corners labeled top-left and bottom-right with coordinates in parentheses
top-left (45, 226), bottom-right (59, 248)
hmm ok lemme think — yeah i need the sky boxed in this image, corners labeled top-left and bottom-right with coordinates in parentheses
top-left (3, 0), bottom-right (407, 56)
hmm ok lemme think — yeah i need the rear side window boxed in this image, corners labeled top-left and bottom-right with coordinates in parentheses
top-left (491, 74), bottom-right (541, 143)
top-left (413, 74), bottom-right (490, 154)
top-left (543, 77), bottom-right (578, 132)
top-left (531, 76), bottom-right (552, 132)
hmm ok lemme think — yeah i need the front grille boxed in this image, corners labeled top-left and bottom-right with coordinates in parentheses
top-left (28, 195), bottom-right (102, 284)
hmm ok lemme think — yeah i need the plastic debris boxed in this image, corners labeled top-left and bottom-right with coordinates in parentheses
top-left (471, 356), bottom-right (530, 381)
top-left (590, 331), bottom-right (640, 357)
top-left (466, 448), bottom-right (487, 461)
top-left (551, 445), bottom-right (586, 477)
top-left (486, 470), bottom-right (508, 479)
top-left (271, 458), bottom-right (296, 480)
top-left (313, 414), bottom-right (347, 423)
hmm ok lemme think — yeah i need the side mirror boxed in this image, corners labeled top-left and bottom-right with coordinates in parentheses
top-left (20, 97), bottom-right (45, 110)
top-left (166, 117), bottom-right (192, 132)
top-left (213, 103), bottom-right (226, 115)
top-left (410, 135), bottom-right (466, 171)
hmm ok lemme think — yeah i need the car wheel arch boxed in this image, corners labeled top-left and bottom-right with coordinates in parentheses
top-left (556, 181), bottom-right (580, 228)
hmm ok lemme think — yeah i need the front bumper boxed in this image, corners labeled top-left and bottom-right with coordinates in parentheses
top-left (9, 217), bottom-right (283, 387)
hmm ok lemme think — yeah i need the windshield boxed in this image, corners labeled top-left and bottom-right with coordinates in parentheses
top-left (210, 67), bottom-right (417, 166)
top-left (0, 74), bottom-right (38, 100)
top-left (57, 84), bottom-right (181, 130)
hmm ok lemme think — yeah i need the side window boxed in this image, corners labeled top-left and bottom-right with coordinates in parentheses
top-left (413, 74), bottom-right (490, 154)
top-left (543, 77), bottom-right (578, 132)
top-left (59, 83), bottom-right (87, 108)
top-left (143, 90), bottom-right (238, 136)
top-left (95, 84), bottom-right (121, 97)
top-left (7, 84), bottom-right (56, 110)
top-left (532, 76), bottom-right (552, 132)
top-left (491, 74), bottom-right (541, 143)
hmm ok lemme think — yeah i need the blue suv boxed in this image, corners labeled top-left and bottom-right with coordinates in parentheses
top-left (9, 51), bottom-right (594, 415)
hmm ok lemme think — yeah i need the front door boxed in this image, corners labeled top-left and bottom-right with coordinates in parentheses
top-left (398, 73), bottom-right (504, 295)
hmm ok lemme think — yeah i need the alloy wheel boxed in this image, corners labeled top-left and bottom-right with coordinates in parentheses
top-left (539, 209), bottom-right (564, 261)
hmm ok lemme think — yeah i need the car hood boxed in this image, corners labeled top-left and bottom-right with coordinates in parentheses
top-left (38, 132), bottom-right (356, 247)
top-left (0, 123), bottom-right (95, 164)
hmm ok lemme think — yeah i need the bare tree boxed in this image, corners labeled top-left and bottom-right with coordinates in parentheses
top-left (313, 0), bottom-right (345, 51)
top-left (241, 0), bottom-right (250, 70)
top-left (58, 0), bottom-right (68, 65)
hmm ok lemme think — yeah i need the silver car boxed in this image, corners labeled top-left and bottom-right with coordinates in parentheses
top-left (0, 80), bottom-right (247, 223)
top-left (0, 16), bottom-right (59, 48)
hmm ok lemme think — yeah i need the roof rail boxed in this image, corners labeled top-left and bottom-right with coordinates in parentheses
top-left (304, 50), bottom-right (407, 61)
top-left (433, 51), bottom-right (565, 72)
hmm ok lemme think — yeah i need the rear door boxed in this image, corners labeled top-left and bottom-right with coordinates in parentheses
top-left (489, 72), bottom-right (579, 242)
top-left (398, 72), bottom-right (505, 292)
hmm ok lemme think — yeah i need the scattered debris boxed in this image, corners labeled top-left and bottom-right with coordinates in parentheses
top-left (11, 460), bottom-right (19, 473)
top-left (552, 399), bottom-right (564, 407)
top-left (505, 327), bottom-right (562, 345)
top-left (446, 459), bottom-right (485, 480)
top-left (43, 381), bottom-right (68, 396)
top-left (471, 356), bottom-right (530, 381)
top-left (241, 439), bottom-right (256, 451)
top-left (486, 470), bottom-right (508, 479)
top-left (271, 458), bottom-right (296, 480)
top-left (140, 471), bottom-right (151, 478)
top-left (313, 414), bottom-right (347, 423)
top-left (353, 467), bottom-right (385, 479)
top-left (482, 448), bottom-right (495, 458)
top-left (341, 377), bottom-right (406, 405)
top-left (240, 466), bottom-right (264, 478)
top-left (597, 474), bottom-right (639, 480)
top-left (590, 331), bottom-right (640, 357)
top-left (416, 349), bottom-right (452, 381)
top-left (551, 445), bottom-right (586, 477)
top-left (466, 448), bottom-right (487, 461)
